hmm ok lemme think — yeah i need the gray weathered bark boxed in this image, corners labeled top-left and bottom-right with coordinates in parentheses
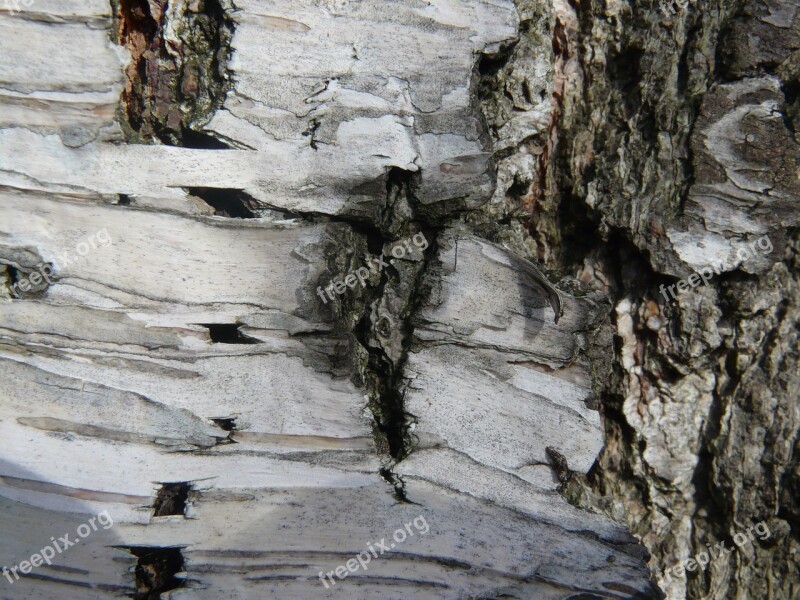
top-left (538, 1), bottom-right (800, 599)
top-left (0, 0), bottom-right (659, 598)
top-left (1, 0), bottom-right (797, 599)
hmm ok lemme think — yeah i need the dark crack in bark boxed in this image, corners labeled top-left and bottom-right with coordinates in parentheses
top-left (121, 546), bottom-right (186, 599)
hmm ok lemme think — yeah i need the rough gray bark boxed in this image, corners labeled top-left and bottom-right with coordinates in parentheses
top-left (533, 0), bottom-right (800, 599)
top-left (1, 0), bottom-right (797, 599)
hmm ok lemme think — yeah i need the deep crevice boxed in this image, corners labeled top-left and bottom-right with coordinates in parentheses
top-left (338, 166), bottom-right (439, 502)
top-left (185, 187), bottom-right (260, 218)
top-left (359, 231), bottom-right (437, 502)
top-left (380, 467), bottom-right (413, 503)
top-left (152, 482), bottom-right (192, 517)
top-left (199, 323), bottom-right (260, 344)
top-left (121, 546), bottom-right (185, 600)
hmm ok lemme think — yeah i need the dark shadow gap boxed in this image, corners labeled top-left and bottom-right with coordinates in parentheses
top-left (184, 187), bottom-right (259, 219)
top-left (152, 482), bottom-right (191, 517)
top-left (120, 546), bottom-right (185, 600)
top-left (180, 126), bottom-right (231, 150)
top-left (209, 417), bottom-right (237, 431)
top-left (198, 323), bottom-right (260, 344)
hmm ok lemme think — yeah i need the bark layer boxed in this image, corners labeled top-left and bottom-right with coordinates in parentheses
top-left (0, 1), bottom-right (661, 598)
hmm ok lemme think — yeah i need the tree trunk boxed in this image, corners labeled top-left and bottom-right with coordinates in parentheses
top-left (0, 0), bottom-right (796, 599)
top-left (545, 1), bottom-right (800, 599)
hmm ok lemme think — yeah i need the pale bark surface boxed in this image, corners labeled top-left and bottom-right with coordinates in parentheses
top-left (0, 1), bottom-right (661, 599)
top-left (2, 0), bottom-right (798, 599)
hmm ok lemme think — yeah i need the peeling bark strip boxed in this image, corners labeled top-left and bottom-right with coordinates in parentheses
top-left (0, 1), bottom-right (665, 598)
top-left (113, 0), bottom-right (234, 145)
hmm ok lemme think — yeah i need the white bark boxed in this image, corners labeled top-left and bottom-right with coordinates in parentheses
top-left (0, 1), bottom-right (659, 598)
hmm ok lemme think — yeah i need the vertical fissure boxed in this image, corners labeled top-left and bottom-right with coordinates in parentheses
top-left (331, 166), bottom-right (438, 503)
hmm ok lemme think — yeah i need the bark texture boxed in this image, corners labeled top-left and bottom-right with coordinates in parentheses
top-left (1, 0), bottom-right (797, 598)
top-left (0, 1), bottom-right (660, 599)
top-left (533, 0), bottom-right (800, 599)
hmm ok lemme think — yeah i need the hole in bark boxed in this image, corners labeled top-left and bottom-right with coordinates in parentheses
top-left (210, 417), bottom-right (237, 431)
top-left (302, 118), bottom-right (321, 150)
top-left (385, 166), bottom-right (411, 198)
top-left (507, 175), bottom-right (531, 199)
top-left (3, 262), bottom-right (54, 299)
top-left (3, 263), bottom-right (21, 288)
top-left (476, 40), bottom-right (517, 79)
top-left (210, 417), bottom-right (238, 445)
top-left (152, 482), bottom-right (191, 517)
top-left (123, 546), bottom-right (185, 599)
top-left (607, 45), bottom-right (643, 118)
top-left (199, 323), bottom-right (260, 344)
top-left (783, 80), bottom-right (800, 105)
top-left (180, 126), bottom-right (231, 149)
top-left (383, 165), bottom-right (427, 225)
top-left (185, 187), bottom-right (260, 218)
top-left (117, 194), bottom-right (132, 206)
top-left (780, 79), bottom-right (800, 134)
